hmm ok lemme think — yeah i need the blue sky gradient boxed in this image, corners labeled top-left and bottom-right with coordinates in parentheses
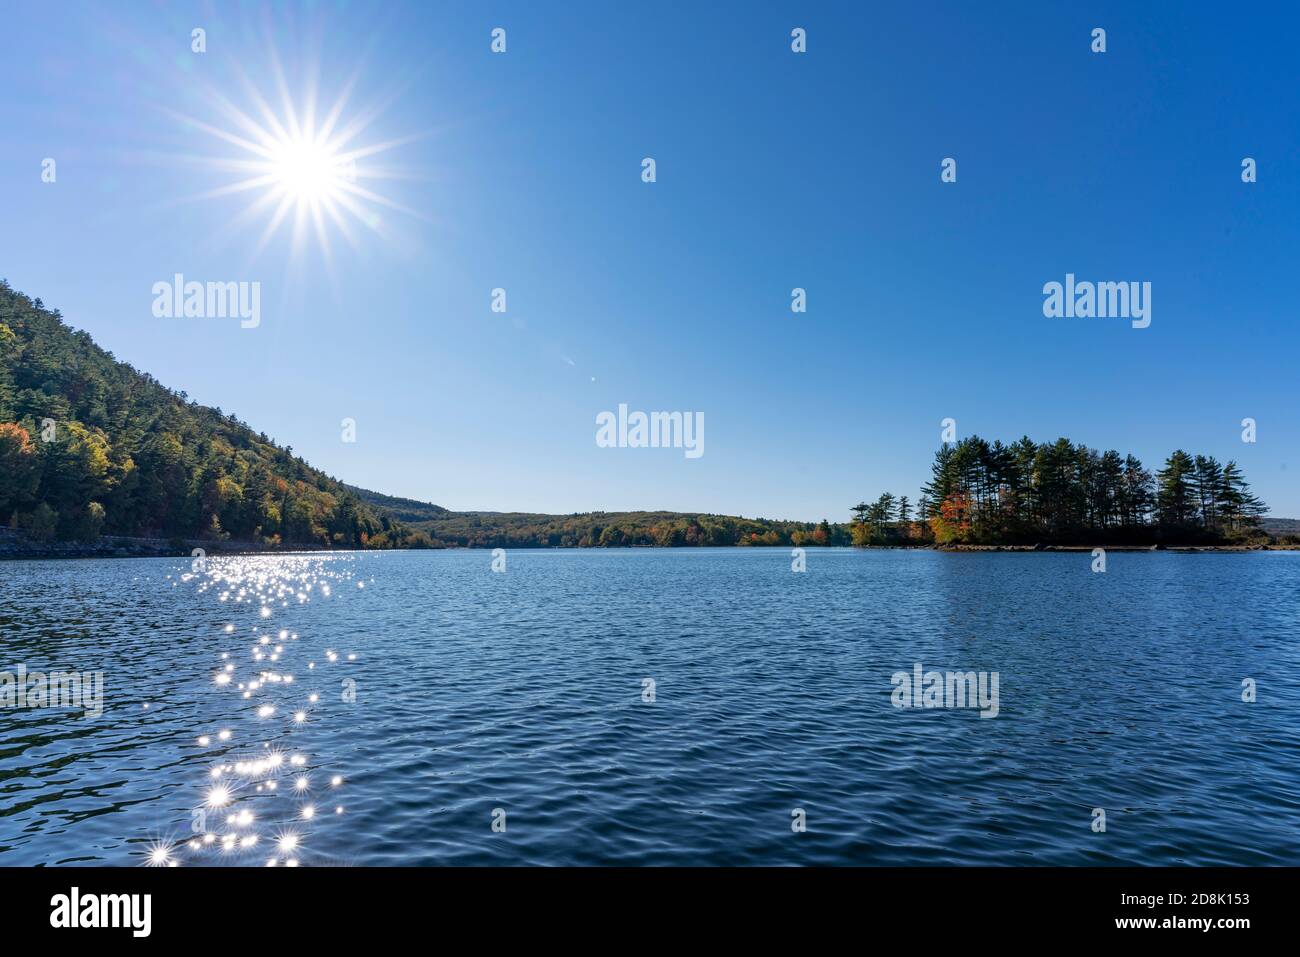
top-left (2, 1), bottom-right (1296, 520)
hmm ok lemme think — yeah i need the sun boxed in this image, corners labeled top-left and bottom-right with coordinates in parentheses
top-left (166, 56), bottom-right (426, 265)
top-left (268, 136), bottom-right (353, 204)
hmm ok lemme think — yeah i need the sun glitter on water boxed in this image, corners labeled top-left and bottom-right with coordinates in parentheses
top-left (170, 555), bottom-right (365, 866)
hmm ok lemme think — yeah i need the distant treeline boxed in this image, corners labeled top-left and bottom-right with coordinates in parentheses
top-left (851, 436), bottom-right (1272, 547)
top-left (359, 502), bottom-right (850, 549)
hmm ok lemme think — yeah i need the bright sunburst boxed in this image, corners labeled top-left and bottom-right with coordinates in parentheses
top-left (268, 136), bottom-right (352, 203)
top-left (168, 53), bottom-right (426, 266)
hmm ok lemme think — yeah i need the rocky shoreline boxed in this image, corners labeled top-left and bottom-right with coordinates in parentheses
top-left (0, 529), bottom-right (339, 561)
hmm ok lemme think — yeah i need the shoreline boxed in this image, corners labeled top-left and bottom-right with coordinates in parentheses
top-left (0, 535), bottom-right (1290, 561)
top-left (0, 532), bottom-right (338, 561)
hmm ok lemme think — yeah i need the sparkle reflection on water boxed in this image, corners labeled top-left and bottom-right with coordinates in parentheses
top-left (1, 548), bottom-right (1298, 866)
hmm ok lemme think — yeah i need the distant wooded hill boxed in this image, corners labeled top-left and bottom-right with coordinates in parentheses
top-left (346, 486), bottom-right (839, 548)
top-left (1260, 517), bottom-right (1300, 537)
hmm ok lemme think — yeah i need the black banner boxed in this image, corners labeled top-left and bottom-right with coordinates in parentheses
top-left (1, 866), bottom-right (1283, 942)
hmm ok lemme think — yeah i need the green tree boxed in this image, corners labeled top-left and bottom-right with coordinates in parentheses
top-left (1217, 460), bottom-right (1266, 532)
top-left (1156, 450), bottom-right (1198, 527)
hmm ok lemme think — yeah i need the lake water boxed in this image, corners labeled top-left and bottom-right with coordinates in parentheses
top-left (1, 548), bottom-right (1298, 866)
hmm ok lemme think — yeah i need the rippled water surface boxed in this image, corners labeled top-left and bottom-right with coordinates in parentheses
top-left (1, 548), bottom-right (1298, 866)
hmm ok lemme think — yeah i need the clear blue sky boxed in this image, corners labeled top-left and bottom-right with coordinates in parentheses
top-left (2, 1), bottom-right (1296, 520)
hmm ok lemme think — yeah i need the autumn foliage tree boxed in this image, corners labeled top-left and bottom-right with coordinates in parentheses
top-left (0, 422), bottom-right (40, 522)
top-left (930, 491), bottom-right (972, 545)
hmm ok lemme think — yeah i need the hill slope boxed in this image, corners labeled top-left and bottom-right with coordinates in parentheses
top-left (342, 485), bottom-right (450, 524)
top-left (0, 281), bottom-right (410, 547)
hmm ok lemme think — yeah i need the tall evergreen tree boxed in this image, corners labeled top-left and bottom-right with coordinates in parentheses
top-left (1218, 460), bottom-right (1266, 531)
top-left (1156, 450), bottom-right (1198, 527)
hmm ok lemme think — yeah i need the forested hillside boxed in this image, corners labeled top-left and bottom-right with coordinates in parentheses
top-left (0, 281), bottom-right (413, 547)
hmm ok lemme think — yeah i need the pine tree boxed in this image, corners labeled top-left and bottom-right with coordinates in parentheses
top-left (920, 445), bottom-right (957, 518)
top-left (876, 492), bottom-right (896, 531)
top-left (1156, 450), bottom-right (1198, 526)
top-left (1192, 456), bottom-right (1224, 530)
top-left (1218, 460), bottom-right (1266, 531)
